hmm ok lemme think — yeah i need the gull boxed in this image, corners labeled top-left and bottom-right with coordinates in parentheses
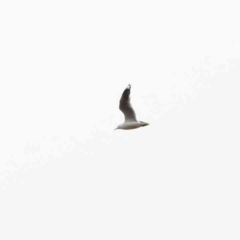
top-left (115, 84), bottom-right (149, 130)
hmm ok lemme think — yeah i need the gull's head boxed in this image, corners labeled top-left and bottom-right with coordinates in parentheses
top-left (140, 121), bottom-right (149, 127)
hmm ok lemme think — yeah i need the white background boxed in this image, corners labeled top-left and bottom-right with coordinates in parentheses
top-left (0, 0), bottom-right (240, 239)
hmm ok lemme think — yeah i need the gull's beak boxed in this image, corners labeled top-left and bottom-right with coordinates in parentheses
top-left (140, 121), bottom-right (149, 127)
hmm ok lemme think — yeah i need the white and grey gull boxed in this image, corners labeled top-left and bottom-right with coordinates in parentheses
top-left (115, 84), bottom-right (149, 130)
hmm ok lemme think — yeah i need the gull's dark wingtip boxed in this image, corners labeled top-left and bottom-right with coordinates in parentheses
top-left (120, 84), bottom-right (132, 105)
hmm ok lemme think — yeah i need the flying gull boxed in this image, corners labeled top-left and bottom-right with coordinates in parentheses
top-left (115, 84), bottom-right (149, 130)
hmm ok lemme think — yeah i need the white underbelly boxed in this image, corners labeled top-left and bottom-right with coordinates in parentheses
top-left (121, 122), bottom-right (141, 130)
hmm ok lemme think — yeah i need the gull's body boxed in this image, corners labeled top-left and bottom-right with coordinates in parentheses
top-left (115, 84), bottom-right (149, 130)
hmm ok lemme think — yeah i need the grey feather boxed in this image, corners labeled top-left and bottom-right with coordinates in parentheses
top-left (119, 84), bottom-right (137, 122)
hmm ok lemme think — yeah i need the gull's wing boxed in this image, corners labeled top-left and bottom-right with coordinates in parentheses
top-left (119, 84), bottom-right (137, 122)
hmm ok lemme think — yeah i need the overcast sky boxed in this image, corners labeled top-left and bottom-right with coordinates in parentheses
top-left (0, 0), bottom-right (240, 239)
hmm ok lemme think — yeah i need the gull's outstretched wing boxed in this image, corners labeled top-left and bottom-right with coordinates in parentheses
top-left (119, 84), bottom-right (137, 122)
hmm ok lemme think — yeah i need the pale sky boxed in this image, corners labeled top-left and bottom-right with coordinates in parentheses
top-left (0, 0), bottom-right (240, 239)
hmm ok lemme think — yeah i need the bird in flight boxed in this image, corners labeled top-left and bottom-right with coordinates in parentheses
top-left (115, 84), bottom-right (149, 130)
